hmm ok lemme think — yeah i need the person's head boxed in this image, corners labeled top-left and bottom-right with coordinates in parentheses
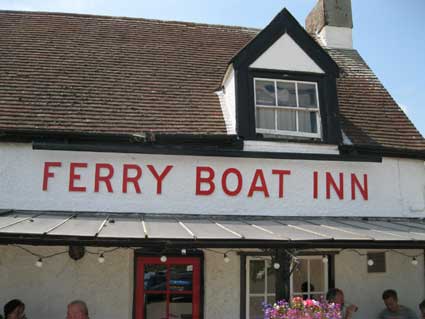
top-left (419, 300), bottom-right (425, 319)
top-left (67, 300), bottom-right (89, 319)
top-left (382, 289), bottom-right (399, 313)
top-left (301, 282), bottom-right (315, 300)
top-left (4, 299), bottom-right (26, 319)
top-left (326, 288), bottom-right (344, 305)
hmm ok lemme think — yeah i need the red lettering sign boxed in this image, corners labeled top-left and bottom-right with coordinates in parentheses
top-left (147, 165), bottom-right (173, 195)
top-left (69, 162), bottom-right (88, 192)
top-left (313, 171), bottom-right (319, 199)
top-left (122, 164), bottom-right (142, 194)
top-left (326, 172), bottom-right (344, 200)
top-left (196, 166), bottom-right (215, 195)
top-left (247, 169), bottom-right (270, 198)
top-left (42, 162), bottom-right (62, 191)
top-left (351, 173), bottom-right (368, 200)
top-left (221, 168), bottom-right (243, 196)
top-left (272, 169), bottom-right (291, 198)
top-left (94, 163), bottom-right (114, 193)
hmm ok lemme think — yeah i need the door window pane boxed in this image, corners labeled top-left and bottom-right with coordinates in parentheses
top-left (256, 108), bottom-right (275, 130)
top-left (146, 294), bottom-right (167, 319)
top-left (249, 296), bottom-right (265, 319)
top-left (298, 111), bottom-right (318, 133)
top-left (255, 80), bottom-right (275, 106)
top-left (170, 294), bottom-right (192, 319)
top-left (277, 110), bottom-right (296, 131)
top-left (249, 260), bottom-right (265, 294)
top-left (170, 264), bottom-right (193, 291)
top-left (298, 83), bottom-right (318, 108)
top-left (277, 81), bottom-right (296, 107)
top-left (145, 264), bottom-right (167, 291)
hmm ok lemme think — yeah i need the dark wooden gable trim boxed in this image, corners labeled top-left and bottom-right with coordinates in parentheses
top-left (232, 8), bottom-right (342, 143)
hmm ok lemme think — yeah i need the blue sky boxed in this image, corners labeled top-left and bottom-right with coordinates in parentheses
top-left (1, 0), bottom-right (424, 136)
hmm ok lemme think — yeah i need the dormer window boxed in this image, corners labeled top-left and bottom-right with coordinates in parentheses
top-left (230, 9), bottom-right (341, 143)
top-left (254, 78), bottom-right (321, 138)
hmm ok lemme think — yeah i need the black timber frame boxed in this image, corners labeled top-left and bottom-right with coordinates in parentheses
top-left (231, 8), bottom-right (341, 143)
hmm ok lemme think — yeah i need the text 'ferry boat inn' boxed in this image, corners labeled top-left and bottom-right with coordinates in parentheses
top-left (0, 0), bottom-right (424, 318)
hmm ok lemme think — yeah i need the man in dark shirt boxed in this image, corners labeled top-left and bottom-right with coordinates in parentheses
top-left (378, 289), bottom-right (417, 319)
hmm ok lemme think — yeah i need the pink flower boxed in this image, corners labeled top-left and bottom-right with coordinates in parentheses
top-left (263, 297), bottom-right (342, 319)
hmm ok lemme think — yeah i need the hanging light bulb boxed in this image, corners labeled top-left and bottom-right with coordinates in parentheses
top-left (411, 257), bottom-right (418, 266)
top-left (160, 255), bottom-right (167, 263)
top-left (98, 253), bottom-right (105, 264)
top-left (273, 262), bottom-right (281, 270)
top-left (181, 249), bottom-right (187, 256)
top-left (223, 253), bottom-right (230, 263)
top-left (322, 255), bottom-right (329, 264)
top-left (35, 258), bottom-right (43, 268)
top-left (367, 258), bottom-right (374, 266)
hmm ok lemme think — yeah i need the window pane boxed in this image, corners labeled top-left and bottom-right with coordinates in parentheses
top-left (249, 260), bottom-right (265, 294)
top-left (292, 259), bottom-right (308, 294)
top-left (249, 296), bottom-right (265, 319)
top-left (170, 294), bottom-right (192, 319)
top-left (310, 259), bottom-right (325, 293)
top-left (144, 264), bottom-right (167, 291)
top-left (298, 83), bottom-right (318, 108)
top-left (255, 80), bottom-right (275, 106)
top-left (277, 110), bottom-right (296, 131)
top-left (146, 294), bottom-right (167, 319)
top-left (298, 111), bottom-right (318, 133)
top-left (310, 293), bottom-right (325, 301)
top-left (277, 81), bottom-right (296, 107)
top-left (256, 108), bottom-right (275, 130)
top-left (170, 264), bottom-right (193, 291)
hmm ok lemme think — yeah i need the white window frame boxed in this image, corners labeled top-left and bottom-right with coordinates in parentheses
top-left (290, 256), bottom-right (328, 300)
top-left (254, 77), bottom-right (322, 139)
top-left (245, 255), bottom-right (328, 319)
top-left (246, 256), bottom-right (275, 319)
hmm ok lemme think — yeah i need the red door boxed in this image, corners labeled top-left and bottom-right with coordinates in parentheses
top-left (135, 257), bottom-right (201, 319)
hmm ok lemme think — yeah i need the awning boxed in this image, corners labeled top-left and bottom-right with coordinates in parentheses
top-left (1, 209), bottom-right (425, 248)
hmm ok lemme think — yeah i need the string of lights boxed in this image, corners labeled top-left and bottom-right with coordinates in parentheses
top-left (342, 248), bottom-right (422, 266)
top-left (8, 244), bottom-right (425, 269)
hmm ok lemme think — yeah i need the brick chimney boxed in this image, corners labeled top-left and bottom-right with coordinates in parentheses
top-left (305, 0), bottom-right (353, 49)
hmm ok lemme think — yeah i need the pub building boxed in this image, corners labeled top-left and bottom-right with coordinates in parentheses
top-left (0, 0), bottom-right (424, 318)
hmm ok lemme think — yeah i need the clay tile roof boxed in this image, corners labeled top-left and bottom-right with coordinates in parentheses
top-left (0, 11), bottom-right (255, 135)
top-left (328, 49), bottom-right (425, 152)
top-left (0, 11), bottom-right (424, 153)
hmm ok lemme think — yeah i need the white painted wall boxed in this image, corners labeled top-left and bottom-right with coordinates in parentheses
top-left (250, 33), bottom-right (324, 73)
top-left (0, 143), bottom-right (424, 217)
top-left (243, 140), bottom-right (339, 154)
top-left (0, 246), bottom-right (241, 319)
top-left (204, 249), bottom-right (240, 319)
top-left (0, 245), bottom-right (133, 319)
top-left (335, 249), bottom-right (424, 319)
top-left (318, 26), bottom-right (353, 49)
top-left (218, 66), bottom-right (237, 135)
top-left (1, 246), bottom-right (424, 319)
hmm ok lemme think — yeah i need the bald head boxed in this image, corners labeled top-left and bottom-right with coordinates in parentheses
top-left (67, 300), bottom-right (89, 319)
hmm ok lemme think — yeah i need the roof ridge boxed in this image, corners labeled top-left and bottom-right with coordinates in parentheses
top-left (0, 9), bottom-right (260, 33)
